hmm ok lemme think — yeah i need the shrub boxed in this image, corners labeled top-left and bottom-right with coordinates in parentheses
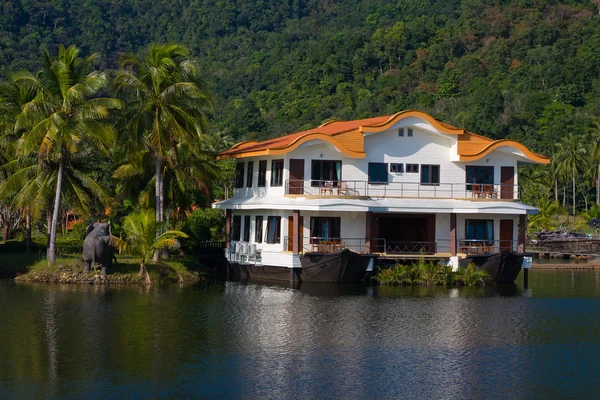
top-left (181, 208), bottom-right (225, 252)
top-left (454, 263), bottom-right (490, 286)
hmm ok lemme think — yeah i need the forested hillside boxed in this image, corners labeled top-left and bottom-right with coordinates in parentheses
top-left (2, 0), bottom-right (600, 153)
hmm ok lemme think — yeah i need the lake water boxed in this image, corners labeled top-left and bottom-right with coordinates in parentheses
top-left (1, 270), bottom-right (600, 399)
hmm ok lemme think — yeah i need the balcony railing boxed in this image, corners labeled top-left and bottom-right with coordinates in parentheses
top-left (280, 237), bottom-right (519, 255)
top-left (285, 180), bottom-right (520, 200)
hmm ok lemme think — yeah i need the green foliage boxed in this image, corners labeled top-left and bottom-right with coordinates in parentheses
top-left (375, 260), bottom-right (459, 286)
top-left (454, 264), bottom-right (490, 287)
top-left (181, 208), bottom-right (225, 252)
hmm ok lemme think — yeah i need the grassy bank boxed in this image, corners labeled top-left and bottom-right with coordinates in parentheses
top-left (1, 252), bottom-right (204, 284)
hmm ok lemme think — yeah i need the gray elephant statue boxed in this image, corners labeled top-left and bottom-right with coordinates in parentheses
top-left (82, 222), bottom-right (116, 275)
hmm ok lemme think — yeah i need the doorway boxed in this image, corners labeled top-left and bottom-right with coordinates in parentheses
top-left (499, 219), bottom-right (514, 252)
top-left (287, 216), bottom-right (304, 251)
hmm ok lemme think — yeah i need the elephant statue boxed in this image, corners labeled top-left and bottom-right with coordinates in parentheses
top-left (82, 222), bottom-right (116, 275)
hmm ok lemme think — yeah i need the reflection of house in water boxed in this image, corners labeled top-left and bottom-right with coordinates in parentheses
top-left (223, 282), bottom-right (530, 398)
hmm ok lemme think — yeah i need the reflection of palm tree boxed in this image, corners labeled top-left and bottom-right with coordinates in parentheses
top-left (555, 134), bottom-right (588, 219)
top-left (11, 45), bottom-right (120, 263)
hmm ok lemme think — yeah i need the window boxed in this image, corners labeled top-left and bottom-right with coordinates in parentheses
top-left (258, 160), bottom-right (267, 187)
top-left (466, 220), bottom-right (494, 242)
top-left (421, 165), bottom-right (440, 185)
top-left (255, 216), bottom-right (263, 243)
top-left (310, 217), bottom-right (341, 240)
top-left (311, 160), bottom-right (341, 187)
top-left (271, 159), bottom-right (284, 186)
top-left (466, 166), bottom-right (494, 190)
top-left (368, 162), bottom-right (388, 183)
top-left (407, 128), bottom-right (413, 137)
top-left (265, 216), bottom-right (281, 243)
top-left (406, 164), bottom-right (419, 173)
top-left (234, 162), bottom-right (245, 188)
top-left (232, 215), bottom-right (241, 241)
top-left (390, 163), bottom-right (404, 173)
top-left (246, 162), bottom-right (254, 187)
top-left (398, 128), bottom-right (404, 137)
top-left (243, 215), bottom-right (251, 242)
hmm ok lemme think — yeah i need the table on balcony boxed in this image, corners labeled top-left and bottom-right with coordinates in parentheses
top-left (471, 184), bottom-right (498, 199)
top-left (319, 181), bottom-right (334, 195)
top-left (311, 240), bottom-right (345, 253)
top-left (459, 241), bottom-right (494, 254)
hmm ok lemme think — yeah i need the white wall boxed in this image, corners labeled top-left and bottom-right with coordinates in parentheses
top-left (230, 124), bottom-right (521, 200)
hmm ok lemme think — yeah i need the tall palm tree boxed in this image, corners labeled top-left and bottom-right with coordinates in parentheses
top-left (13, 45), bottom-right (121, 264)
top-left (555, 134), bottom-right (588, 219)
top-left (114, 43), bottom-right (213, 259)
top-left (589, 121), bottom-right (600, 205)
top-left (109, 209), bottom-right (188, 285)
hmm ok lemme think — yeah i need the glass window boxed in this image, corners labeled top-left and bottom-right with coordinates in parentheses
top-left (258, 160), bottom-right (267, 187)
top-left (466, 220), bottom-right (494, 242)
top-left (243, 215), bottom-right (251, 242)
top-left (246, 162), bottom-right (253, 187)
top-left (368, 162), bottom-right (388, 183)
top-left (406, 164), bottom-right (419, 173)
top-left (232, 215), bottom-right (241, 241)
top-left (407, 128), bottom-right (413, 137)
top-left (398, 128), bottom-right (404, 137)
top-left (234, 162), bottom-right (245, 188)
top-left (271, 159), bottom-right (284, 186)
top-left (421, 165), bottom-right (440, 185)
top-left (311, 160), bottom-right (342, 187)
top-left (265, 216), bottom-right (281, 243)
top-left (255, 216), bottom-right (263, 243)
top-left (466, 166), bottom-right (494, 190)
top-left (390, 163), bottom-right (404, 173)
top-left (310, 217), bottom-right (341, 240)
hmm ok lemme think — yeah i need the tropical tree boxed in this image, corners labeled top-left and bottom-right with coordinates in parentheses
top-left (528, 197), bottom-right (560, 231)
top-left (109, 210), bottom-right (188, 285)
top-left (555, 134), bottom-right (588, 219)
top-left (589, 121), bottom-right (600, 205)
top-left (12, 45), bottom-right (121, 264)
top-left (113, 43), bottom-right (213, 260)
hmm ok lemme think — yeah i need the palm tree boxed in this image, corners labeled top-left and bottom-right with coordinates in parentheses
top-left (13, 45), bottom-right (121, 264)
top-left (589, 121), bottom-right (600, 205)
top-left (114, 43), bottom-right (213, 260)
top-left (529, 197), bottom-right (560, 231)
top-left (109, 210), bottom-right (188, 285)
top-left (555, 134), bottom-right (588, 219)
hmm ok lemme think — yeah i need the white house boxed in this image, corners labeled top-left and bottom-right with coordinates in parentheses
top-left (213, 110), bottom-right (549, 278)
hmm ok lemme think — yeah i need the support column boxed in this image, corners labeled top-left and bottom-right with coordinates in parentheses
top-left (225, 209), bottom-right (232, 248)
top-left (450, 213), bottom-right (457, 256)
top-left (292, 210), bottom-right (301, 254)
top-left (365, 211), bottom-right (372, 253)
top-left (518, 214), bottom-right (526, 253)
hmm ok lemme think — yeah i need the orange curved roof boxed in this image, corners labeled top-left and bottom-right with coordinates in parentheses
top-left (217, 110), bottom-right (550, 164)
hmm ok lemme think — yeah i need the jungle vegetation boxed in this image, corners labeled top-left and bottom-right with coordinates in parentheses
top-left (3, 0), bottom-right (600, 259)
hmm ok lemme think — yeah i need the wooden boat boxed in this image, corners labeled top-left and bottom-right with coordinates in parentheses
top-left (298, 249), bottom-right (372, 283)
top-left (464, 250), bottom-right (524, 283)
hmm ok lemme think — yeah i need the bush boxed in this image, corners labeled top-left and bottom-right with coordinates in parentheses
top-left (375, 261), bottom-right (487, 287)
top-left (181, 208), bottom-right (225, 252)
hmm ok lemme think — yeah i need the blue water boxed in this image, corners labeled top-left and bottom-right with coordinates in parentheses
top-left (1, 270), bottom-right (599, 399)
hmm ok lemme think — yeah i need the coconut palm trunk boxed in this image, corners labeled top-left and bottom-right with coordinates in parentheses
top-left (153, 154), bottom-right (162, 262)
top-left (48, 157), bottom-right (64, 264)
top-left (597, 162), bottom-right (600, 205)
top-left (25, 210), bottom-right (31, 254)
top-left (572, 163), bottom-right (576, 218)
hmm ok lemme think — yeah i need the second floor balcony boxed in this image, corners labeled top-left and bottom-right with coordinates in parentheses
top-left (285, 180), bottom-right (520, 200)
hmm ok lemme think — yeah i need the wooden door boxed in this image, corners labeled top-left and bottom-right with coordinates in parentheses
top-left (501, 166), bottom-right (515, 199)
top-left (499, 219), bottom-right (514, 252)
top-left (289, 159), bottom-right (305, 194)
top-left (287, 216), bottom-right (303, 251)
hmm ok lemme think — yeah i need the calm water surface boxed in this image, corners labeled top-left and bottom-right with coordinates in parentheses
top-left (1, 270), bottom-right (600, 399)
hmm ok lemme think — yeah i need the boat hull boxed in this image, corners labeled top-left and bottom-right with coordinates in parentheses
top-left (464, 250), bottom-right (524, 283)
top-left (227, 263), bottom-right (299, 282)
top-left (299, 249), bottom-right (372, 283)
